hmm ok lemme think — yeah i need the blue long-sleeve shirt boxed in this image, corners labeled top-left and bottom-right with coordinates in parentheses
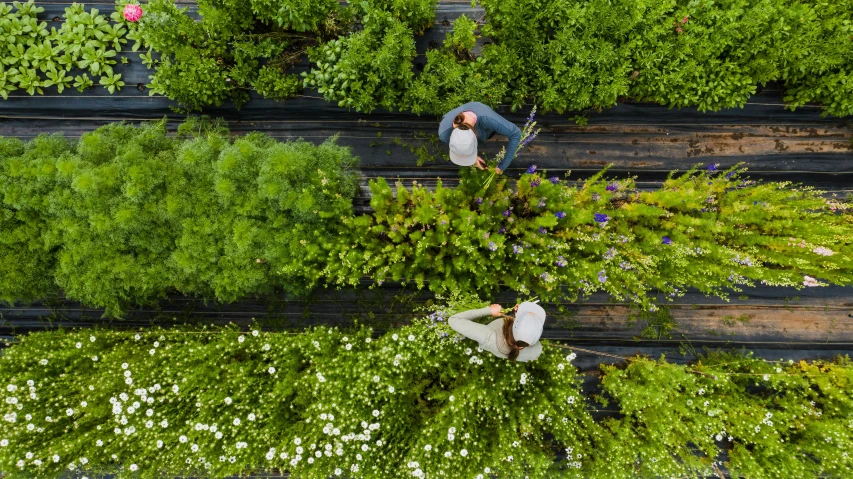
top-left (438, 102), bottom-right (522, 172)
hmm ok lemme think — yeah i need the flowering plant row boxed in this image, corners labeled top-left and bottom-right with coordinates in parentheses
top-left (0, 301), bottom-right (850, 478)
top-left (0, 121), bottom-right (850, 315)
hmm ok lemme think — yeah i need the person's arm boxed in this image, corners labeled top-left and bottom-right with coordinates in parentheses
top-left (438, 123), bottom-right (454, 144)
top-left (448, 307), bottom-right (496, 345)
top-left (479, 115), bottom-right (522, 172)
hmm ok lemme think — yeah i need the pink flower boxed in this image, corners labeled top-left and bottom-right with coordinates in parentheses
top-left (123, 4), bottom-right (143, 22)
top-left (676, 27), bottom-right (683, 33)
top-left (682, 16), bottom-right (689, 24)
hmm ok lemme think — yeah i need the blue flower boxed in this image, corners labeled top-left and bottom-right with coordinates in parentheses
top-left (603, 248), bottom-right (616, 260)
top-left (502, 209), bottom-right (512, 217)
top-left (726, 171), bottom-right (736, 179)
top-left (597, 270), bottom-right (607, 283)
top-left (555, 256), bottom-right (567, 267)
top-left (513, 244), bottom-right (523, 254)
top-left (555, 211), bottom-right (566, 219)
top-left (526, 165), bottom-right (537, 174)
top-left (476, 197), bottom-right (483, 204)
top-left (662, 236), bottom-right (672, 245)
top-left (488, 241), bottom-right (497, 251)
top-left (539, 227), bottom-right (547, 234)
top-left (530, 179), bottom-right (541, 187)
top-left (498, 226), bottom-right (506, 234)
top-left (594, 213), bottom-right (609, 223)
top-left (606, 182), bottom-right (618, 192)
top-left (707, 163), bottom-right (718, 172)
top-left (708, 181), bottom-right (712, 185)
top-left (549, 176), bottom-right (560, 185)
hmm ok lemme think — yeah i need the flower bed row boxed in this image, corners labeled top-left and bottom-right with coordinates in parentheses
top-left (5, 0), bottom-right (852, 118)
top-left (0, 120), bottom-right (851, 315)
top-left (0, 300), bottom-right (851, 478)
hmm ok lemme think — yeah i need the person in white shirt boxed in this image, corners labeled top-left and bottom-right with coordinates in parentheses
top-left (447, 301), bottom-right (546, 362)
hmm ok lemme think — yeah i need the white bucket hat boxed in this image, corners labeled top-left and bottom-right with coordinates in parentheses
top-left (512, 301), bottom-right (546, 345)
top-left (448, 128), bottom-right (478, 166)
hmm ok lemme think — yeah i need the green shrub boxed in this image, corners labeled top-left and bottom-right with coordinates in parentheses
top-left (321, 164), bottom-right (853, 311)
top-left (352, 0), bottom-right (438, 34)
top-left (304, 13), bottom-right (417, 112)
top-left (0, 120), bottom-right (360, 315)
top-left (0, 304), bottom-right (849, 478)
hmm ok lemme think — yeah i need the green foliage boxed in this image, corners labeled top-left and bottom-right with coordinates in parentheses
top-left (304, 15), bottom-right (417, 112)
top-left (352, 0), bottom-right (438, 34)
top-left (0, 318), bottom-right (850, 478)
top-left (0, 119), bottom-right (360, 316)
top-left (447, 14), bottom-right (477, 53)
top-left (322, 164), bottom-right (853, 311)
top-left (134, 0), bottom-right (342, 111)
top-left (0, 1), bottom-right (126, 98)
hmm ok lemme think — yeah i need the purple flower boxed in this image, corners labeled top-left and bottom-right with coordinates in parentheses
top-left (549, 176), bottom-right (560, 185)
top-left (597, 270), bottom-right (607, 283)
top-left (591, 193), bottom-right (600, 201)
top-left (594, 213), bottom-right (609, 223)
top-left (513, 244), bottom-right (523, 254)
top-left (488, 241), bottom-right (497, 251)
top-left (538, 200), bottom-right (546, 208)
top-left (556, 256), bottom-right (567, 267)
top-left (526, 165), bottom-right (537, 174)
top-left (726, 171), bottom-right (736, 179)
top-left (662, 236), bottom-right (672, 245)
top-left (498, 226), bottom-right (506, 234)
top-left (708, 181), bottom-right (712, 185)
top-left (603, 248), bottom-right (616, 260)
top-left (606, 182), bottom-right (618, 192)
top-left (538, 227), bottom-right (547, 234)
top-left (530, 179), bottom-right (541, 187)
top-left (555, 211), bottom-right (566, 219)
top-left (476, 197), bottom-right (483, 204)
top-left (502, 209), bottom-right (512, 217)
top-left (618, 261), bottom-right (633, 270)
top-left (618, 235), bottom-right (629, 244)
top-left (707, 163), bottom-right (718, 172)
top-left (522, 134), bottom-right (538, 147)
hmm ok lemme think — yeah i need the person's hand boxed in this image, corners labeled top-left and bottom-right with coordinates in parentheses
top-left (489, 304), bottom-right (503, 317)
top-left (474, 156), bottom-right (487, 170)
top-left (495, 167), bottom-right (503, 175)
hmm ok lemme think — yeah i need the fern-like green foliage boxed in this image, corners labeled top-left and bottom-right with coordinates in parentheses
top-left (0, 119), bottom-right (359, 316)
top-left (0, 318), bottom-right (850, 478)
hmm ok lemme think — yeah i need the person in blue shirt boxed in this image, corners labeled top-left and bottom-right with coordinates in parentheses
top-left (438, 102), bottom-right (522, 175)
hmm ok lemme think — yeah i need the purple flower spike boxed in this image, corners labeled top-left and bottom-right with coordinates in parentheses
top-left (726, 171), bottom-right (736, 179)
top-left (526, 165), bottom-right (537, 174)
top-left (594, 213), bottom-right (609, 223)
top-left (555, 211), bottom-right (566, 219)
top-left (707, 163), bottom-right (718, 172)
top-left (662, 236), bottom-right (672, 245)
top-left (597, 270), bottom-right (607, 283)
top-left (502, 209), bottom-right (512, 217)
top-left (530, 179), bottom-right (541, 187)
top-left (549, 176), bottom-right (560, 185)
top-left (606, 182), bottom-right (618, 192)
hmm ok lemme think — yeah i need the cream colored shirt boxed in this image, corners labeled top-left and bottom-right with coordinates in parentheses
top-left (447, 307), bottom-right (542, 362)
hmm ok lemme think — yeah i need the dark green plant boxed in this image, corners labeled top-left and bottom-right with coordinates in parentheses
top-left (447, 14), bottom-right (477, 53)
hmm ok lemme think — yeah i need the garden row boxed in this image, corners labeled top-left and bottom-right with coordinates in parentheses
top-left (1, 120), bottom-right (850, 317)
top-left (4, 0), bottom-right (853, 117)
top-left (0, 299), bottom-right (850, 479)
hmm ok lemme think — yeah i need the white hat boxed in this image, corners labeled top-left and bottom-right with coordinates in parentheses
top-left (448, 128), bottom-right (478, 166)
top-left (512, 301), bottom-right (546, 345)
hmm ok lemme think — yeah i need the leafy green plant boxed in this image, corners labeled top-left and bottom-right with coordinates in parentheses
top-left (304, 13), bottom-right (417, 112)
top-left (0, 1), bottom-right (129, 98)
top-left (352, 0), bottom-right (438, 34)
top-left (0, 315), bottom-right (849, 478)
top-left (447, 14), bottom-right (477, 53)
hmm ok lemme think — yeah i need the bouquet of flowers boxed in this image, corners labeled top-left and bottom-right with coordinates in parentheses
top-left (482, 106), bottom-right (541, 189)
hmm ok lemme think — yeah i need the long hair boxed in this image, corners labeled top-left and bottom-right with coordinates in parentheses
top-left (499, 314), bottom-right (529, 361)
top-left (454, 113), bottom-right (472, 130)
